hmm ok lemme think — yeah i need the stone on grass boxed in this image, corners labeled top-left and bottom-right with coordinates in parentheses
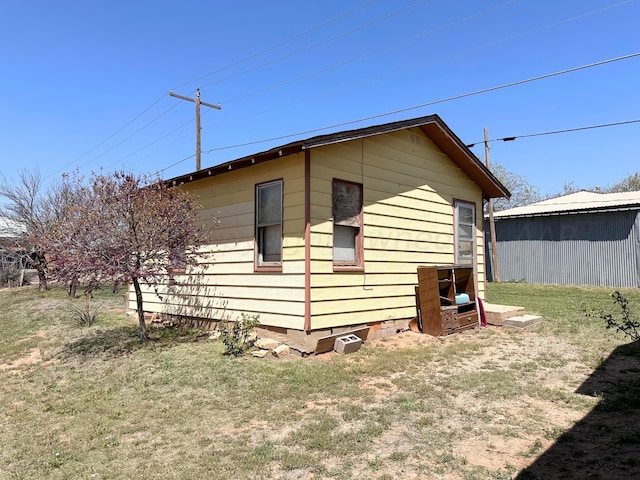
top-left (272, 344), bottom-right (290, 358)
top-left (255, 338), bottom-right (280, 350)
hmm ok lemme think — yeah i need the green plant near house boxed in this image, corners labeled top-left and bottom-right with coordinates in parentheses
top-left (585, 290), bottom-right (640, 341)
top-left (67, 294), bottom-right (103, 327)
top-left (220, 313), bottom-right (260, 357)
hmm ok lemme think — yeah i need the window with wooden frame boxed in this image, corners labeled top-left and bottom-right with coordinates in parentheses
top-left (332, 179), bottom-right (363, 270)
top-left (255, 180), bottom-right (283, 268)
top-left (454, 200), bottom-right (475, 265)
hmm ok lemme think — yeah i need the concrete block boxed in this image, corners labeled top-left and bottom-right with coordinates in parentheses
top-left (272, 344), bottom-right (291, 358)
top-left (483, 303), bottom-right (526, 326)
top-left (503, 314), bottom-right (544, 328)
top-left (334, 334), bottom-right (363, 354)
top-left (255, 338), bottom-right (280, 350)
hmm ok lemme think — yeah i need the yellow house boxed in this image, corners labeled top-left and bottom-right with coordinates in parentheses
top-left (132, 115), bottom-right (509, 353)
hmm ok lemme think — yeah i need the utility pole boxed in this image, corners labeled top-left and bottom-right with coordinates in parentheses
top-left (485, 127), bottom-right (501, 283)
top-left (169, 88), bottom-right (221, 171)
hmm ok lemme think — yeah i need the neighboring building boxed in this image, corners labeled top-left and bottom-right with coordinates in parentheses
top-left (485, 191), bottom-right (640, 288)
top-left (0, 216), bottom-right (29, 279)
top-left (131, 115), bottom-right (509, 353)
top-left (0, 216), bottom-right (25, 240)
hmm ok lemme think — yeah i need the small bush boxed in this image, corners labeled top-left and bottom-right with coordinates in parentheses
top-left (0, 265), bottom-right (32, 287)
top-left (220, 313), bottom-right (260, 357)
top-left (67, 295), bottom-right (103, 327)
top-left (585, 290), bottom-right (640, 341)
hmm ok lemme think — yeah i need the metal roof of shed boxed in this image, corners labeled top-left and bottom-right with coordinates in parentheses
top-left (166, 114), bottom-right (510, 199)
top-left (493, 190), bottom-right (640, 219)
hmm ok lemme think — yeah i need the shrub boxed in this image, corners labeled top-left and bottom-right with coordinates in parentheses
top-left (0, 264), bottom-right (33, 287)
top-left (220, 313), bottom-right (260, 357)
top-left (586, 290), bottom-right (640, 341)
top-left (67, 295), bottom-right (103, 327)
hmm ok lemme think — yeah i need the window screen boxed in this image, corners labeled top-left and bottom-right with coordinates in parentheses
top-left (256, 180), bottom-right (282, 265)
top-left (332, 179), bottom-right (362, 267)
top-left (455, 201), bottom-right (475, 265)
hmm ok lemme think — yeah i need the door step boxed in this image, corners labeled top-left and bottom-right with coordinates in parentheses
top-left (503, 314), bottom-right (544, 328)
top-left (482, 303), bottom-right (544, 328)
top-left (483, 303), bottom-right (526, 326)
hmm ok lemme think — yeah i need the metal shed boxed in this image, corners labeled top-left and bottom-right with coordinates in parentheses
top-left (485, 191), bottom-right (640, 288)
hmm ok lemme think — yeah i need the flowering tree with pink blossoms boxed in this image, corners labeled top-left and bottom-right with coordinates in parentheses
top-left (43, 170), bottom-right (211, 342)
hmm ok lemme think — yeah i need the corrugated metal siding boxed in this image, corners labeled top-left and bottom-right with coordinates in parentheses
top-left (485, 210), bottom-right (640, 288)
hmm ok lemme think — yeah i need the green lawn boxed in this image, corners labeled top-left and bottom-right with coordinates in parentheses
top-left (0, 283), bottom-right (638, 479)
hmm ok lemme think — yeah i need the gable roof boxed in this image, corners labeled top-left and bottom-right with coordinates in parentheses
top-left (166, 114), bottom-right (510, 199)
top-left (493, 190), bottom-right (640, 219)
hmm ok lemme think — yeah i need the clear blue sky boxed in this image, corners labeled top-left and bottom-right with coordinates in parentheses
top-left (1, 0), bottom-right (638, 196)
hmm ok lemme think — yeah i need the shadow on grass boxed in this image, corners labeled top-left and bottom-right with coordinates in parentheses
top-left (517, 341), bottom-right (640, 480)
top-left (56, 325), bottom-right (211, 362)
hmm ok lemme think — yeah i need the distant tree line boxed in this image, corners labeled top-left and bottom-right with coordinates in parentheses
top-left (489, 166), bottom-right (640, 212)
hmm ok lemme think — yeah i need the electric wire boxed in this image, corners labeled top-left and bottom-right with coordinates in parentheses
top-left (47, 92), bottom-right (167, 178)
top-left (58, 0), bottom-right (636, 178)
top-left (198, 0), bottom-right (434, 90)
top-left (468, 119), bottom-right (640, 146)
top-left (54, 0), bottom-right (381, 177)
top-left (469, 0), bottom-right (635, 54)
top-left (218, 0), bottom-right (519, 105)
top-left (75, 101), bottom-right (182, 170)
top-left (101, 117), bottom-right (196, 171)
top-left (77, 0), bottom-right (435, 173)
top-left (141, 0), bottom-right (632, 169)
top-left (201, 0), bottom-right (629, 137)
top-left (213, 0), bottom-right (627, 107)
top-left (170, 0), bottom-right (380, 91)
top-left (197, 51), bottom-right (640, 156)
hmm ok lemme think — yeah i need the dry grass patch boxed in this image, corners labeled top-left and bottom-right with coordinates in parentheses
top-left (1, 283), bottom-right (639, 479)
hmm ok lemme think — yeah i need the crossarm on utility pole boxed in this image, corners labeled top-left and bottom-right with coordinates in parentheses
top-left (169, 88), bottom-right (221, 171)
top-left (169, 90), bottom-right (221, 110)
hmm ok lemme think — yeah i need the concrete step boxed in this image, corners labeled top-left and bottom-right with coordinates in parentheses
top-left (503, 314), bottom-right (544, 328)
top-left (483, 303), bottom-right (526, 326)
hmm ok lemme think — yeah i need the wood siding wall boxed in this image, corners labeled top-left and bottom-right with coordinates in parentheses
top-left (128, 128), bottom-right (486, 332)
top-left (129, 154), bottom-right (307, 330)
top-left (308, 128), bottom-right (485, 330)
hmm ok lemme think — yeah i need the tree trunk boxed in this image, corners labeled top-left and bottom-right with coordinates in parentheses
top-left (34, 252), bottom-right (48, 292)
top-left (131, 276), bottom-right (148, 343)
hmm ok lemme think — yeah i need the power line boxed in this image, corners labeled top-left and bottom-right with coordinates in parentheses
top-left (198, 51), bottom-right (640, 155)
top-left (171, 0), bottom-right (380, 91)
top-left (200, 0), bottom-right (628, 138)
top-left (55, 1), bottom-right (381, 178)
top-left (46, 92), bottom-right (167, 179)
top-left (64, 2), bottom-right (637, 177)
top-left (75, 101), bottom-right (182, 170)
top-left (160, 0), bottom-right (630, 161)
top-left (469, 0), bottom-right (635, 55)
top-left (102, 117), bottom-right (195, 170)
top-left (199, 0), bottom-right (433, 90)
top-left (218, 0), bottom-right (519, 105)
top-left (467, 119), bottom-right (640, 147)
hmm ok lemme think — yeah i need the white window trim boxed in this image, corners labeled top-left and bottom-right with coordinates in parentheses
top-left (454, 200), bottom-right (476, 266)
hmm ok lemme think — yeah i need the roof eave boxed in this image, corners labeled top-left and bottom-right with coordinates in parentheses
top-left (419, 121), bottom-right (510, 199)
top-left (166, 140), bottom-right (305, 187)
top-left (165, 115), bottom-right (511, 199)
